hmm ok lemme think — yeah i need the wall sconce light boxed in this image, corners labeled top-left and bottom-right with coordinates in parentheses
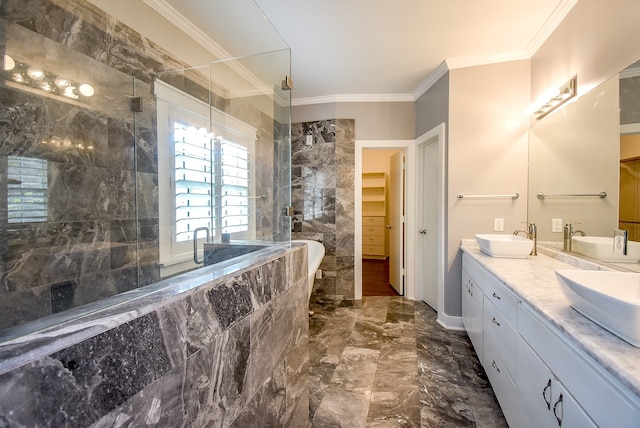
top-left (2, 54), bottom-right (95, 102)
top-left (532, 76), bottom-right (577, 119)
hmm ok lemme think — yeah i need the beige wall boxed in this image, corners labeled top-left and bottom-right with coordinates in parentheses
top-left (292, 101), bottom-right (415, 140)
top-left (446, 60), bottom-right (531, 316)
top-left (531, 0), bottom-right (640, 106)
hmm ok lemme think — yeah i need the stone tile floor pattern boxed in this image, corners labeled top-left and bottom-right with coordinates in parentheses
top-left (308, 295), bottom-right (507, 427)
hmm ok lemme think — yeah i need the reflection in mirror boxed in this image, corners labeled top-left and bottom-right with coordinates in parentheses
top-left (619, 61), bottom-right (640, 241)
top-left (528, 58), bottom-right (640, 271)
top-left (528, 74), bottom-right (619, 243)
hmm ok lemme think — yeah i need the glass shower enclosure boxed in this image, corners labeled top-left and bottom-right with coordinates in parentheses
top-left (0, 0), bottom-right (291, 340)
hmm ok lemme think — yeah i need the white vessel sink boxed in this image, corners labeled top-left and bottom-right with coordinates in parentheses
top-left (555, 269), bottom-right (640, 347)
top-left (571, 236), bottom-right (640, 263)
top-left (475, 234), bottom-right (533, 259)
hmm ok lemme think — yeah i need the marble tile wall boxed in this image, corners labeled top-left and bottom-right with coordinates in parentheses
top-left (0, 245), bottom-right (309, 427)
top-left (291, 119), bottom-right (356, 298)
top-left (0, 0), bottom-right (283, 330)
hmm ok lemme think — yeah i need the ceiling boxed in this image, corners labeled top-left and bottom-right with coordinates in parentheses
top-left (151, 0), bottom-right (577, 103)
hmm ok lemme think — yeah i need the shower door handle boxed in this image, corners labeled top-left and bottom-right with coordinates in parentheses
top-left (193, 227), bottom-right (210, 264)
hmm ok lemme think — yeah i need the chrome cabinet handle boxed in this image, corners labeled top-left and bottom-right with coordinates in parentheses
top-left (553, 393), bottom-right (564, 426)
top-left (542, 379), bottom-right (552, 410)
top-left (419, 229), bottom-right (427, 234)
top-left (492, 317), bottom-right (500, 327)
top-left (491, 360), bottom-right (500, 373)
top-left (386, 224), bottom-right (392, 229)
top-left (492, 292), bottom-right (501, 300)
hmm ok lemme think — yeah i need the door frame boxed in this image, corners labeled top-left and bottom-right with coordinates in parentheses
top-left (355, 140), bottom-right (415, 300)
top-left (415, 123), bottom-right (446, 324)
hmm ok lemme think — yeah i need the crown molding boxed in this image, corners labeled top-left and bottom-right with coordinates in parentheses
top-left (525, 0), bottom-right (579, 56)
top-left (142, 0), bottom-right (229, 60)
top-left (620, 66), bottom-right (640, 79)
top-left (412, 61), bottom-right (450, 100)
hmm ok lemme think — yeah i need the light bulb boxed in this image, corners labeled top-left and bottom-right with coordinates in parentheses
top-left (63, 86), bottom-right (78, 99)
top-left (3, 55), bottom-right (15, 71)
top-left (26, 67), bottom-right (44, 80)
top-left (55, 78), bottom-right (70, 88)
top-left (78, 83), bottom-right (94, 97)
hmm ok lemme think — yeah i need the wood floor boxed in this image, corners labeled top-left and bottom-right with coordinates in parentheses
top-left (362, 258), bottom-right (400, 296)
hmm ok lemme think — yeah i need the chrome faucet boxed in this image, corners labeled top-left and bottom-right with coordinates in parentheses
top-left (513, 222), bottom-right (537, 256)
top-left (563, 223), bottom-right (586, 252)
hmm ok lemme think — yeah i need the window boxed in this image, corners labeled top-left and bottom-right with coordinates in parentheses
top-left (173, 123), bottom-right (250, 243)
top-left (155, 80), bottom-right (256, 275)
top-left (7, 156), bottom-right (48, 223)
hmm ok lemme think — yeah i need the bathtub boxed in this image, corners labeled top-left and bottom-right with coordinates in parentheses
top-left (294, 239), bottom-right (325, 299)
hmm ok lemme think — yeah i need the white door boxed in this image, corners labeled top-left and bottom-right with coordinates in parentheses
top-left (389, 151), bottom-right (404, 295)
top-left (417, 139), bottom-right (438, 309)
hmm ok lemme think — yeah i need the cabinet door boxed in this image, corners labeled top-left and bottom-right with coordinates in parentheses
top-left (462, 269), bottom-right (483, 361)
top-left (484, 297), bottom-right (517, 380)
top-left (516, 335), bottom-right (596, 428)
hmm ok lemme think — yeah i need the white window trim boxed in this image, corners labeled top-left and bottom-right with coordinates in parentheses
top-left (155, 79), bottom-right (257, 277)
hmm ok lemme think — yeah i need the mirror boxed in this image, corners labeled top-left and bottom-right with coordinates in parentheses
top-left (528, 59), bottom-right (640, 269)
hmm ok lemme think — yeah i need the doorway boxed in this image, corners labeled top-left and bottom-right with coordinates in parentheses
top-left (362, 149), bottom-right (404, 296)
top-left (355, 140), bottom-right (414, 301)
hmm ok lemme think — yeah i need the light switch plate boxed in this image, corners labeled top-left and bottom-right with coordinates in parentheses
top-left (614, 229), bottom-right (628, 255)
top-left (494, 218), bottom-right (504, 232)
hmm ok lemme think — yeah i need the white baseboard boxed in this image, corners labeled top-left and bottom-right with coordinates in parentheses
top-left (436, 313), bottom-right (465, 331)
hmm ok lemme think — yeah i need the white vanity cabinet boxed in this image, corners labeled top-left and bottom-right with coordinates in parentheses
top-left (460, 251), bottom-right (640, 427)
top-left (462, 253), bottom-right (522, 426)
top-left (462, 255), bottom-right (483, 362)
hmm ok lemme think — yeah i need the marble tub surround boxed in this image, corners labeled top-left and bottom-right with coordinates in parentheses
top-left (460, 242), bottom-right (640, 400)
top-left (308, 295), bottom-right (506, 427)
top-left (292, 119), bottom-right (356, 298)
top-left (0, 243), bottom-right (309, 427)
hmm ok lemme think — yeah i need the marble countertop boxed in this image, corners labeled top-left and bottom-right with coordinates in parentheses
top-left (460, 241), bottom-right (640, 401)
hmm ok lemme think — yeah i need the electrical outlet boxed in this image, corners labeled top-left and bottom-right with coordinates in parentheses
top-left (552, 218), bottom-right (563, 233)
top-left (494, 218), bottom-right (504, 232)
top-left (315, 269), bottom-right (322, 279)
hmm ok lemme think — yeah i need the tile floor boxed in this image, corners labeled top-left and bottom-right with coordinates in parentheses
top-left (308, 295), bottom-right (507, 427)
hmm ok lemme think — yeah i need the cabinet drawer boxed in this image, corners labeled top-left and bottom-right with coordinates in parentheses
top-left (362, 226), bottom-right (384, 236)
top-left (483, 341), bottom-right (522, 428)
top-left (363, 245), bottom-right (385, 255)
top-left (363, 216), bottom-right (384, 227)
top-left (483, 273), bottom-right (518, 327)
top-left (484, 297), bottom-right (517, 381)
top-left (519, 304), bottom-right (640, 428)
top-left (362, 235), bottom-right (384, 246)
top-left (462, 253), bottom-right (484, 291)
